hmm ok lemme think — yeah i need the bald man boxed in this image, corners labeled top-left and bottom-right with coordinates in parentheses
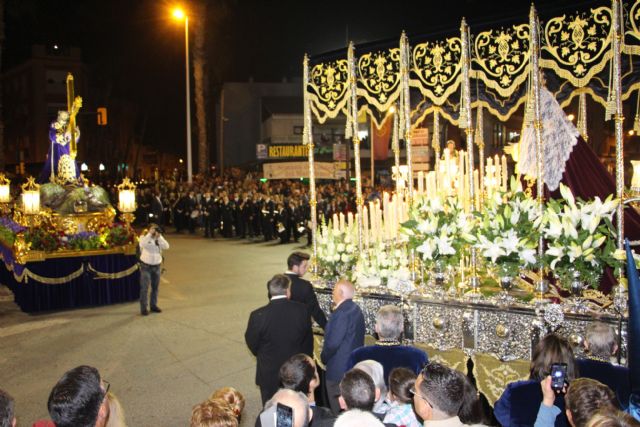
top-left (320, 280), bottom-right (365, 415)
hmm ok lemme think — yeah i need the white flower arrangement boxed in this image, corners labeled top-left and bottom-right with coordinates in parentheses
top-left (473, 181), bottom-right (540, 278)
top-left (316, 221), bottom-right (358, 282)
top-left (401, 194), bottom-right (475, 269)
top-left (542, 184), bottom-right (618, 288)
top-left (355, 243), bottom-right (415, 294)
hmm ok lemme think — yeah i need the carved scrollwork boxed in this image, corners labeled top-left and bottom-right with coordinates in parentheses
top-left (624, 0), bottom-right (640, 55)
top-left (411, 37), bottom-right (463, 105)
top-left (308, 59), bottom-right (349, 123)
top-left (541, 6), bottom-right (612, 87)
top-left (473, 24), bottom-right (530, 98)
top-left (356, 48), bottom-right (401, 112)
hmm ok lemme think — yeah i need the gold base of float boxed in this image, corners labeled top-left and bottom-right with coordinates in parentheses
top-left (10, 207), bottom-right (136, 264)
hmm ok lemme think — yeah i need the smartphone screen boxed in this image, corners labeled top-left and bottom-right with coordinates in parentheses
top-left (550, 363), bottom-right (568, 391)
top-left (276, 403), bottom-right (294, 427)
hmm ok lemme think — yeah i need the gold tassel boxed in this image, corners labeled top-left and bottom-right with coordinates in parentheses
top-left (475, 105), bottom-right (485, 147)
top-left (634, 90), bottom-right (640, 134)
top-left (432, 109), bottom-right (440, 156)
top-left (577, 92), bottom-right (588, 142)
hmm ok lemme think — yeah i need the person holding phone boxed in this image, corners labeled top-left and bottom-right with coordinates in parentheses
top-left (138, 224), bottom-right (170, 316)
top-left (494, 334), bottom-right (578, 427)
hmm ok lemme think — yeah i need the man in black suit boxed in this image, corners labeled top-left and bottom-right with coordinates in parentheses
top-left (285, 252), bottom-right (327, 356)
top-left (245, 274), bottom-right (312, 405)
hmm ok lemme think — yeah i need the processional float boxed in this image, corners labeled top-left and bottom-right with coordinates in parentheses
top-left (0, 74), bottom-right (142, 312)
top-left (302, 0), bottom-right (640, 400)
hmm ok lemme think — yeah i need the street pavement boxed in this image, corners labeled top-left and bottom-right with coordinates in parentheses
top-left (0, 234), bottom-right (306, 426)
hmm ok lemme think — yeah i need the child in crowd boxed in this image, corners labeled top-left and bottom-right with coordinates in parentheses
top-left (383, 367), bottom-right (422, 427)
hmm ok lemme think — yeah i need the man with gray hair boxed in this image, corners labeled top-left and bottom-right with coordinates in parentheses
top-left (347, 304), bottom-right (428, 385)
top-left (258, 389), bottom-right (312, 427)
top-left (577, 321), bottom-right (631, 409)
top-left (321, 280), bottom-right (366, 414)
top-left (246, 274), bottom-right (312, 404)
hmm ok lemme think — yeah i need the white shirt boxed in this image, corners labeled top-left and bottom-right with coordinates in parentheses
top-left (139, 232), bottom-right (170, 265)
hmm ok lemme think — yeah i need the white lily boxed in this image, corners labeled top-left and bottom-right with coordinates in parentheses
top-left (520, 248), bottom-right (537, 265)
top-left (435, 235), bottom-right (455, 255)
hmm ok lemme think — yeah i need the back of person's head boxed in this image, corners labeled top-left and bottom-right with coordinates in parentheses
top-left (333, 280), bottom-right (355, 303)
top-left (47, 365), bottom-right (105, 427)
top-left (585, 408), bottom-right (640, 427)
top-left (190, 398), bottom-right (237, 427)
top-left (375, 305), bottom-right (404, 341)
top-left (388, 367), bottom-right (415, 404)
top-left (585, 322), bottom-right (618, 359)
top-left (268, 274), bottom-right (291, 297)
top-left (339, 369), bottom-right (376, 411)
top-left (565, 378), bottom-right (618, 427)
top-left (263, 389), bottom-right (310, 427)
top-left (0, 389), bottom-right (15, 427)
top-left (279, 354), bottom-right (316, 395)
top-left (353, 360), bottom-right (386, 397)
top-left (287, 252), bottom-right (310, 270)
top-left (209, 387), bottom-right (244, 420)
top-left (530, 333), bottom-right (578, 381)
top-left (334, 409), bottom-right (384, 427)
top-left (456, 371), bottom-right (484, 425)
top-left (418, 363), bottom-right (465, 418)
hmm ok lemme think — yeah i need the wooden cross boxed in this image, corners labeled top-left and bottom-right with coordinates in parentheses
top-left (65, 73), bottom-right (83, 159)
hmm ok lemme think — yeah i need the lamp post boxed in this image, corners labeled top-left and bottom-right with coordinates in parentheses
top-left (117, 177), bottom-right (137, 227)
top-left (0, 173), bottom-right (11, 216)
top-left (21, 177), bottom-right (40, 215)
top-left (172, 7), bottom-right (193, 184)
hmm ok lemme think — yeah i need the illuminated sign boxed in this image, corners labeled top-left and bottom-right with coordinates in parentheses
top-left (268, 144), bottom-right (310, 158)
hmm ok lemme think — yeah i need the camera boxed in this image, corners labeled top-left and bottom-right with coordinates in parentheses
top-left (150, 224), bottom-right (164, 234)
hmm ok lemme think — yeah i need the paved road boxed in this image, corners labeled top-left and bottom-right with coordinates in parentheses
top-left (0, 234), bottom-right (307, 426)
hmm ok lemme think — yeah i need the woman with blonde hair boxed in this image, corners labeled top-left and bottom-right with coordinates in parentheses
top-left (209, 387), bottom-right (245, 421)
top-left (190, 398), bottom-right (238, 427)
top-left (106, 392), bottom-right (127, 427)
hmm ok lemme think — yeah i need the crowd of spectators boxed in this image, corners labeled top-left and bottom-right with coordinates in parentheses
top-left (1, 253), bottom-right (638, 427)
top-left (121, 173), bottom-right (382, 243)
top-left (0, 318), bottom-right (638, 426)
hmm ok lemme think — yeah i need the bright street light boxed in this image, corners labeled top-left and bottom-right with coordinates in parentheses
top-left (171, 6), bottom-right (193, 183)
top-left (172, 8), bottom-right (185, 20)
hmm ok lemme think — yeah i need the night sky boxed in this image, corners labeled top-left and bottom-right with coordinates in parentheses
top-left (3, 0), bottom-right (601, 156)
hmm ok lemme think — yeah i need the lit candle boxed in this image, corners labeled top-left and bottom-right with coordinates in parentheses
top-left (501, 154), bottom-right (508, 190)
top-left (363, 206), bottom-right (369, 247)
top-left (339, 212), bottom-right (346, 231)
top-left (473, 169), bottom-right (480, 209)
top-left (484, 157), bottom-right (493, 194)
top-left (417, 171), bottom-right (424, 193)
top-left (333, 213), bottom-right (339, 232)
top-left (347, 212), bottom-right (354, 229)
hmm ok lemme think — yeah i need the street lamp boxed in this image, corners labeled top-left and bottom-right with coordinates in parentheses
top-left (172, 7), bottom-right (193, 184)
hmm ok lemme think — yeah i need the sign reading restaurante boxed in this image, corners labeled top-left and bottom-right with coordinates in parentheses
top-left (267, 144), bottom-right (310, 158)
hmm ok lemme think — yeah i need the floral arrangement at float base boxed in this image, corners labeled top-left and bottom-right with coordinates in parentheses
top-left (315, 220), bottom-right (358, 282)
top-left (355, 242), bottom-right (415, 294)
top-left (0, 215), bottom-right (136, 254)
top-left (473, 181), bottom-right (540, 279)
top-left (401, 194), bottom-right (475, 270)
top-left (542, 184), bottom-right (618, 288)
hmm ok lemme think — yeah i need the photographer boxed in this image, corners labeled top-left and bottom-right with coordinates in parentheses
top-left (138, 224), bottom-right (170, 316)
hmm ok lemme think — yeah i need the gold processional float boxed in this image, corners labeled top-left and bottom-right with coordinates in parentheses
top-left (0, 73), bottom-right (139, 265)
top-left (302, 1), bottom-right (640, 395)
